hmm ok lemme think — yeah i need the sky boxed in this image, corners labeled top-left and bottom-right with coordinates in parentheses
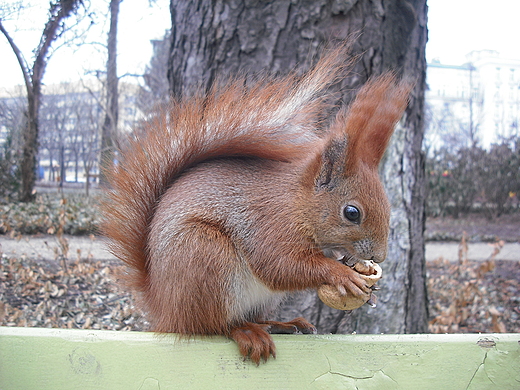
top-left (426, 0), bottom-right (520, 64)
top-left (0, 0), bottom-right (171, 90)
top-left (1, 0), bottom-right (519, 90)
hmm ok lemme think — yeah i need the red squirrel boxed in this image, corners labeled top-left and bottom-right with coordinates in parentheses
top-left (101, 46), bottom-right (411, 364)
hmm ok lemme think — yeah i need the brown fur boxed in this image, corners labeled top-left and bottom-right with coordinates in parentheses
top-left (101, 46), bottom-right (412, 364)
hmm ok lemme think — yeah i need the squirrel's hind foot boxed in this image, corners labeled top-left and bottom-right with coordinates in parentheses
top-left (229, 317), bottom-right (316, 364)
top-left (230, 322), bottom-right (276, 365)
top-left (262, 317), bottom-right (317, 335)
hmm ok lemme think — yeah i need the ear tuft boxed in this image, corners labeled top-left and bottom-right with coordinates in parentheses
top-left (315, 137), bottom-right (348, 189)
top-left (334, 74), bottom-right (413, 172)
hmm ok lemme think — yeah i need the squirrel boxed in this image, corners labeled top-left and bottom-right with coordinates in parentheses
top-left (101, 46), bottom-right (412, 364)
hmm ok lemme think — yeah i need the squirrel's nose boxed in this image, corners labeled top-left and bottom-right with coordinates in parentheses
top-left (354, 239), bottom-right (387, 263)
top-left (371, 247), bottom-right (387, 263)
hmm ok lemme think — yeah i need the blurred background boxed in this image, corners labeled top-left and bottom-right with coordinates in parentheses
top-left (0, 0), bottom-right (518, 336)
top-left (1, 0), bottom-right (519, 217)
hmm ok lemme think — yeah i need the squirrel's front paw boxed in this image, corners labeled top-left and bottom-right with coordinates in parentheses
top-left (337, 263), bottom-right (373, 296)
top-left (319, 261), bottom-right (382, 310)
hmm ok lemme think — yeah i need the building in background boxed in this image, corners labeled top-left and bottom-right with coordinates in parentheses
top-left (426, 50), bottom-right (520, 149)
top-left (0, 80), bottom-right (142, 183)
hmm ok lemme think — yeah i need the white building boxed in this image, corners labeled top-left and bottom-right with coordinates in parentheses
top-left (426, 50), bottom-right (520, 149)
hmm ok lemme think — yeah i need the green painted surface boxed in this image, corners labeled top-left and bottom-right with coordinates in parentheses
top-left (0, 327), bottom-right (519, 389)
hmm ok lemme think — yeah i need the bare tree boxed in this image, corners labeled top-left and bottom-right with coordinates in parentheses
top-left (167, 1), bottom-right (428, 333)
top-left (78, 102), bottom-right (101, 196)
top-left (0, 0), bottom-right (85, 201)
top-left (99, 0), bottom-right (121, 183)
top-left (40, 90), bottom-right (71, 186)
top-left (38, 82), bottom-right (101, 190)
top-left (0, 91), bottom-right (24, 201)
top-left (137, 30), bottom-right (170, 113)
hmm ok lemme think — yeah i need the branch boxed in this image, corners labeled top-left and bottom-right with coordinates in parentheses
top-left (119, 72), bottom-right (143, 79)
top-left (0, 18), bottom-right (32, 94)
top-left (32, 0), bottom-right (83, 89)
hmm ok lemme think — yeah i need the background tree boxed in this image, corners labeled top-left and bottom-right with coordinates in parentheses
top-left (0, 89), bottom-right (24, 202)
top-left (40, 90), bottom-right (71, 187)
top-left (137, 30), bottom-right (170, 113)
top-left (0, 0), bottom-right (85, 201)
top-left (167, 0), bottom-right (428, 333)
top-left (99, 0), bottom-right (121, 183)
top-left (77, 97), bottom-right (101, 196)
top-left (38, 82), bottom-right (102, 191)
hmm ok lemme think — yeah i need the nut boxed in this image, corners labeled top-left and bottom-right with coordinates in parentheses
top-left (317, 260), bottom-right (382, 311)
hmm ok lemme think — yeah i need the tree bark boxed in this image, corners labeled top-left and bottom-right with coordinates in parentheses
top-left (168, 0), bottom-right (428, 334)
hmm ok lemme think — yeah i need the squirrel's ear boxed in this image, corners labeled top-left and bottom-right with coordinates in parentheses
top-left (314, 136), bottom-right (349, 189)
top-left (338, 74), bottom-right (412, 173)
top-left (305, 74), bottom-right (412, 188)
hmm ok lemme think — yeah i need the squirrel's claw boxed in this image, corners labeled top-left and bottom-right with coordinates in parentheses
top-left (366, 293), bottom-right (377, 308)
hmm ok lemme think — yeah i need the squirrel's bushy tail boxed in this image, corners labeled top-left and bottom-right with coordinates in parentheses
top-left (101, 45), bottom-right (351, 292)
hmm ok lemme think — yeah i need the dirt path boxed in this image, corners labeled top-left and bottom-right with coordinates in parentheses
top-left (1, 235), bottom-right (519, 262)
top-left (425, 242), bottom-right (520, 261)
top-left (0, 235), bottom-right (115, 262)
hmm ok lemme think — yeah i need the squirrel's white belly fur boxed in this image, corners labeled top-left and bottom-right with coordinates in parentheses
top-left (228, 259), bottom-right (286, 322)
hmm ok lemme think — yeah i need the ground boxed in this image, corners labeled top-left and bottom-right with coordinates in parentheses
top-left (0, 214), bottom-right (519, 334)
top-left (425, 214), bottom-right (519, 333)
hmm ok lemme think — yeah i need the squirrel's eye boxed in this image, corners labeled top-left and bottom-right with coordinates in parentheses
top-left (343, 205), bottom-right (361, 224)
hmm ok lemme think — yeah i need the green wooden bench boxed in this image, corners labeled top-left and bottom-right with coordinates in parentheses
top-left (1, 327), bottom-right (518, 389)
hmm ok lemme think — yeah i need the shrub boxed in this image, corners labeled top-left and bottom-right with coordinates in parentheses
top-left (426, 136), bottom-right (520, 218)
top-left (0, 194), bottom-right (101, 236)
top-left (0, 133), bottom-right (21, 204)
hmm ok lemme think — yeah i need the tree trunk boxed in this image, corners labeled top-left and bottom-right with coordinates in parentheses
top-left (85, 166), bottom-right (91, 197)
top-left (0, 0), bottom-right (83, 201)
top-left (168, 0), bottom-right (428, 334)
top-left (100, 0), bottom-right (120, 184)
top-left (20, 90), bottom-right (40, 200)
